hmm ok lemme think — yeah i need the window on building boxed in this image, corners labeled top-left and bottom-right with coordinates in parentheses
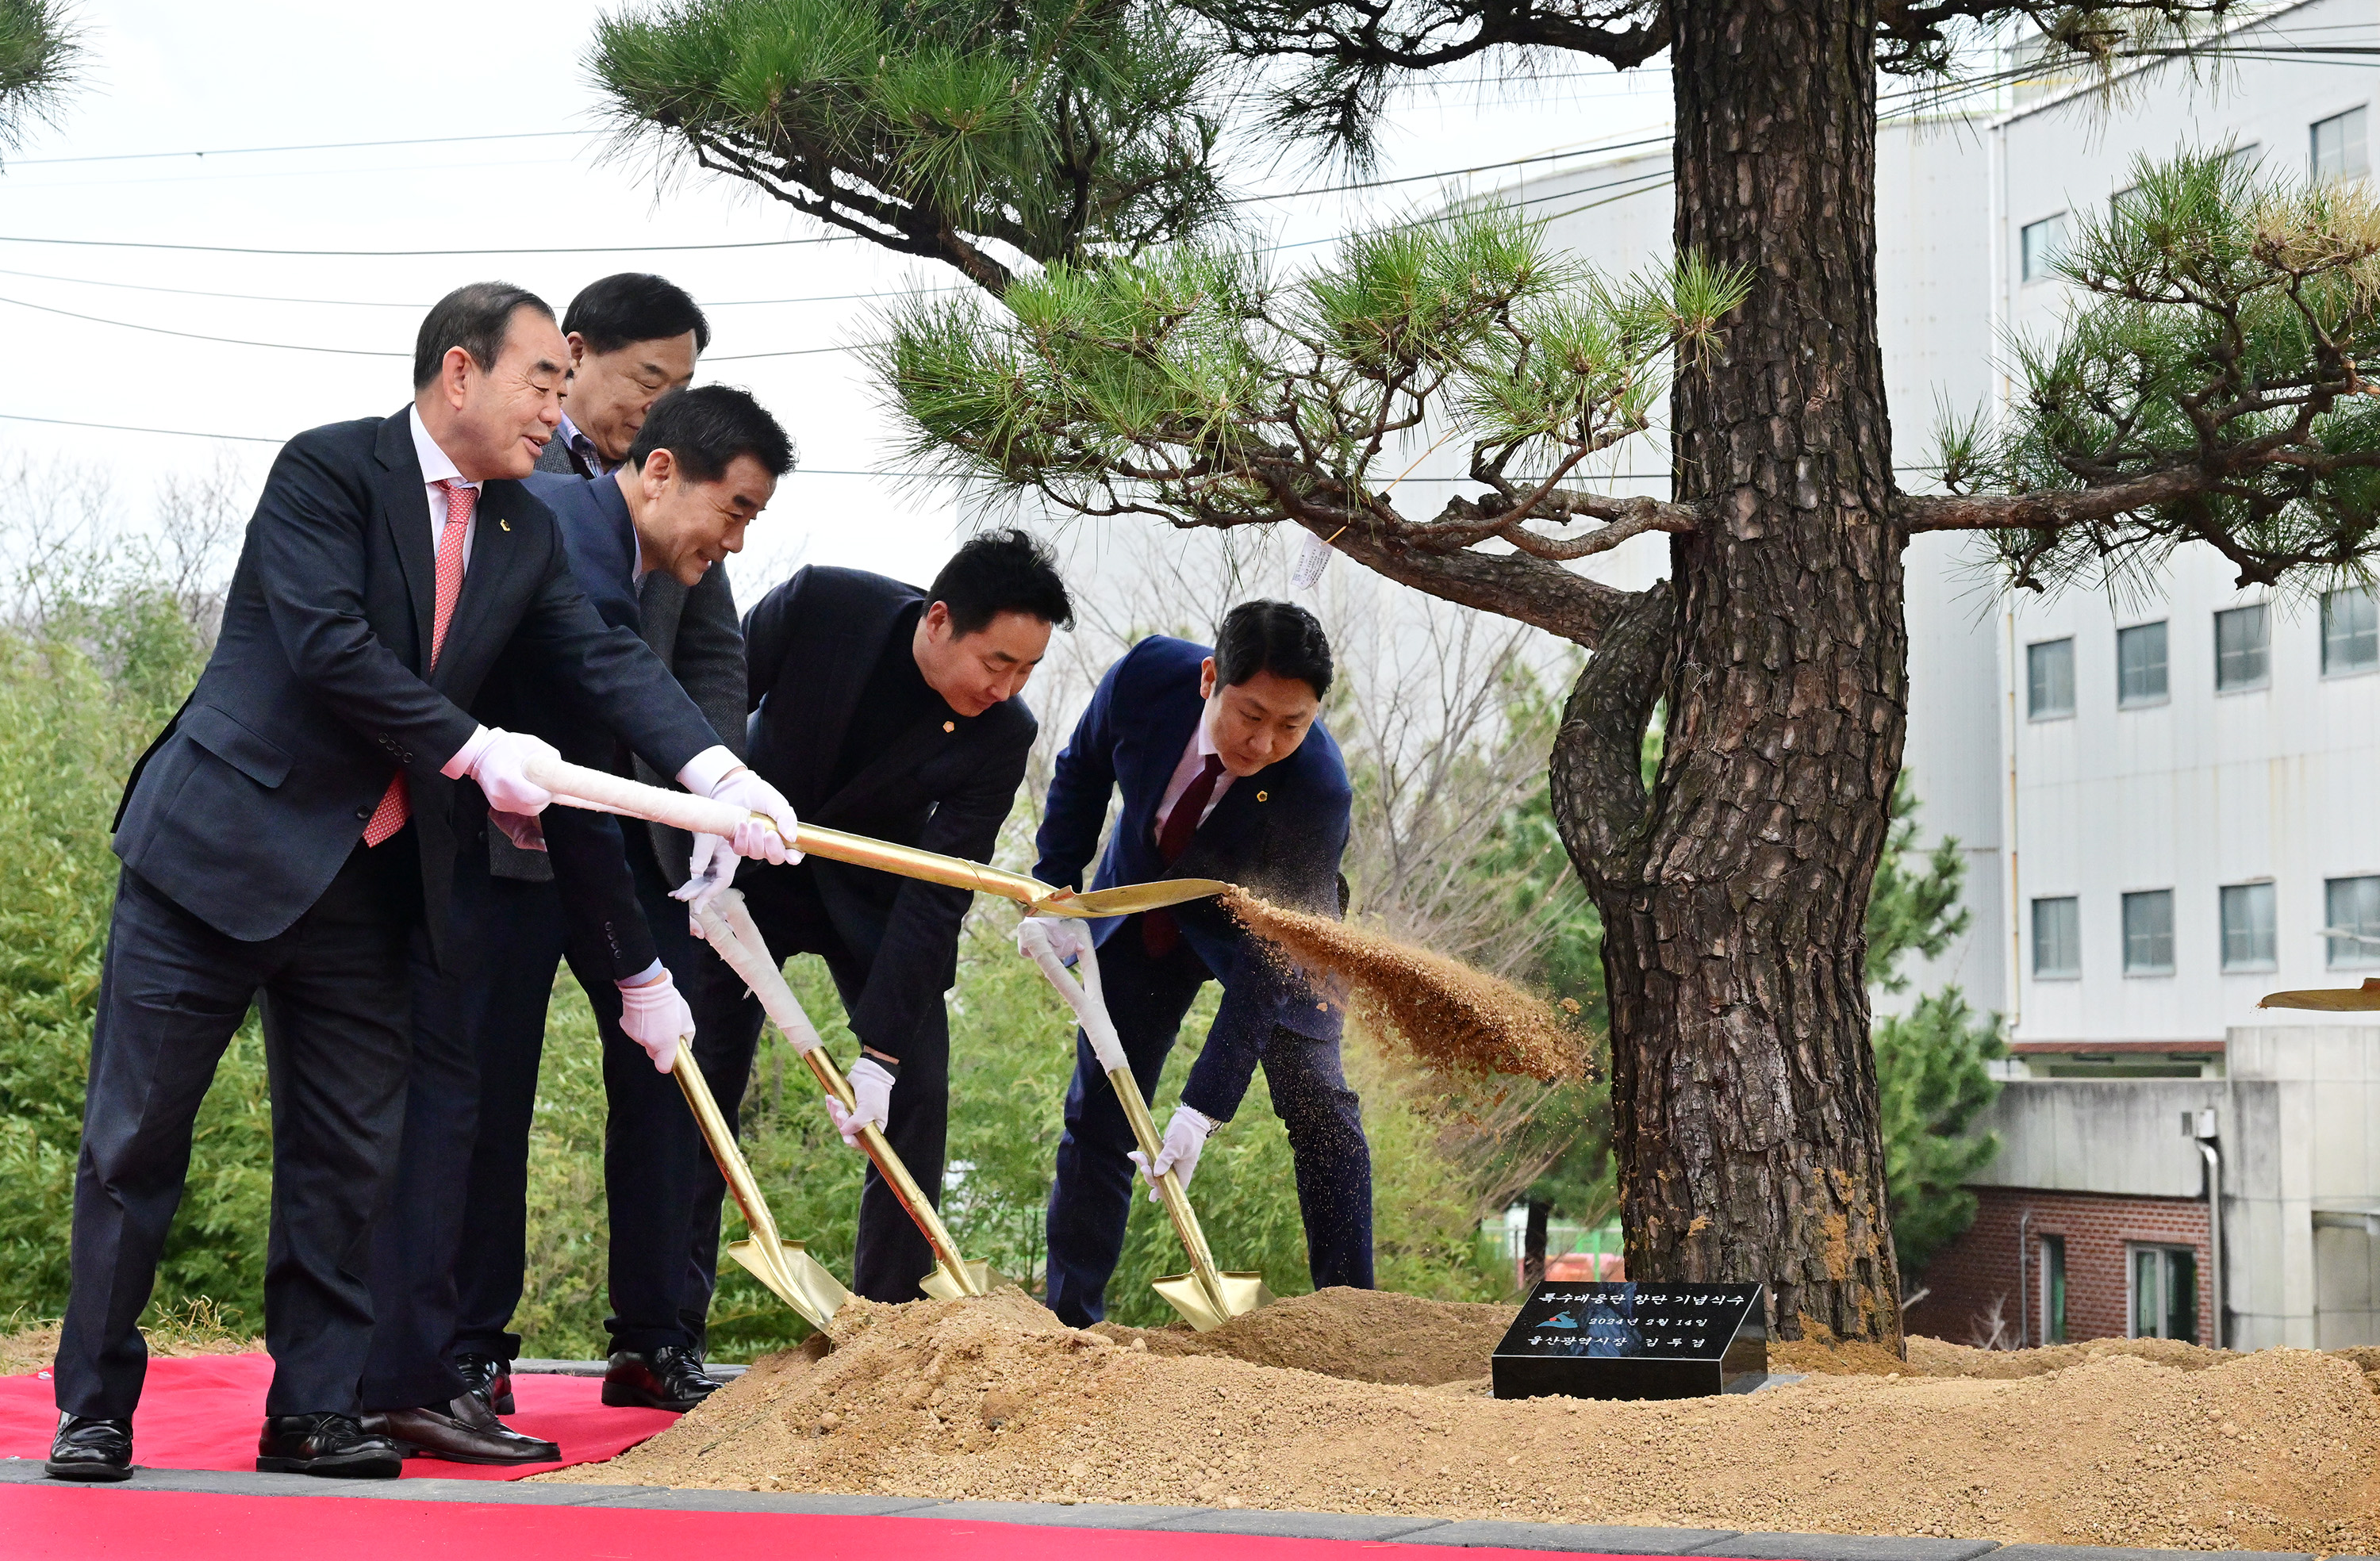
top-left (2323, 587), bottom-right (2379, 675)
top-left (2313, 106), bottom-right (2370, 184)
top-left (2214, 604), bottom-right (2270, 691)
top-left (2123, 889), bottom-right (2175, 975)
top-left (2021, 214), bottom-right (2068, 282)
top-left (2040, 1233), bottom-right (2069, 1345)
top-left (2028, 637), bottom-right (2075, 719)
top-left (2110, 184), bottom-right (2143, 218)
top-left (2220, 882), bottom-right (2278, 972)
top-left (2327, 875), bottom-right (2380, 968)
top-left (2132, 1245), bottom-right (2199, 1342)
top-left (2033, 896), bottom-right (2081, 978)
top-left (2118, 621), bottom-right (2169, 707)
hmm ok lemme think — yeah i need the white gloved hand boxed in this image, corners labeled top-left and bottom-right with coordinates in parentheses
top-left (707, 767), bottom-right (802, 865)
top-left (489, 809), bottom-right (547, 852)
top-left (1128, 1103), bottom-right (1218, 1201)
top-left (824, 1056), bottom-right (896, 1147)
top-left (615, 966), bottom-right (693, 1073)
top-left (671, 831), bottom-right (739, 924)
top-left (1016, 913), bottom-right (1092, 965)
top-left (468, 729), bottom-right (560, 815)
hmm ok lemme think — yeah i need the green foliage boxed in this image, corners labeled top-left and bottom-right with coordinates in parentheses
top-left (0, 0), bottom-right (82, 158)
top-left (590, 0), bottom-right (1227, 288)
top-left (879, 205), bottom-right (1747, 533)
top-left (1948, 148), bottom-right (2380, 593)
top-left (1874, 988), bottom-right (2006, 1278)
top-left (1865, 773), bottom-right (1971, 995)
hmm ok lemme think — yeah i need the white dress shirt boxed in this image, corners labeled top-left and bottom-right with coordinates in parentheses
top-left (1154, 708), bottom-right (1234, 838)
top-left (408, 405), bottom-right (480, 572)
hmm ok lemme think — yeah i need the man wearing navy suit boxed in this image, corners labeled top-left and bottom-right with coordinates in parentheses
top-left (357, 386), bottom-right (792, 1461)
top-left (1029, 600), bottom-right (1373, 1325)
top-left (47, 286), bottom-right (800, 1484)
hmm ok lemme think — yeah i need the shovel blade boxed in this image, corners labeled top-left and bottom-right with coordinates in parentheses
top-left (918, 1258), bottom-right (1004, 1301)
top-left (2261, 977), bottom-right (2380, 1011)
top-left (1152, 1269), bottom-right (1274, 1333)
top-left (728, 1237), bottom-right (853, 1330)
top-left (1032, 880), bottom-right (1233, 919)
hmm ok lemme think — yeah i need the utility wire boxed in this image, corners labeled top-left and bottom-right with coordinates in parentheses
top-left (6, 128), bottom-right (589, 167)
top-left (0, 231), bottom-right (858, 258)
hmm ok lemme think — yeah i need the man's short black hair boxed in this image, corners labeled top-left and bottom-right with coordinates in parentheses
top-left (930, 528), bottom-right (1074, 638)
top-left (562, 272), bottom-right (712, 357)
top-left (1213, 599), bottom-right (1333, 700)
top-left (413, 282), bottom-right (553, 389)
top-left (626, 385), bottom-right (795, 483)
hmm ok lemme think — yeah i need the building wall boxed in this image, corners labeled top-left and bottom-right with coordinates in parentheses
top-left (1909, 1187), bottom-right (2213, 1348)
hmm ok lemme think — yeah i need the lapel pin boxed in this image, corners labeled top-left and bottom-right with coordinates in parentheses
top-left (1256, 790), bottom-right (1268, 802)
top-left (942, 721), bottom-right (955, 733)
top-left (499, 518), bottom-right (511, 531)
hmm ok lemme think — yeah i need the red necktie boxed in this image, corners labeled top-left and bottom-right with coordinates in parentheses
top-left (363, 479), bottom-right (476, 846)
top-left (1142, 752), bottom-right (1226, 956)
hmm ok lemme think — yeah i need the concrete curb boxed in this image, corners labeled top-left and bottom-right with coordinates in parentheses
top-left (0, 1460), bottom-right (2331, 1561)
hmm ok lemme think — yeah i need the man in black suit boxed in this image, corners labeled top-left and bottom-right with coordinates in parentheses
top-left (359, 387), bottom-right (793, 1459)
top-left (47, 284), bottom-right (800, 1484)
top-left (1029, 601), bottom-right (1372, 1326)
top-left (685, 532), bottom-right (1073, 1307)
top-left (538, 273), bottom-right (706, 481)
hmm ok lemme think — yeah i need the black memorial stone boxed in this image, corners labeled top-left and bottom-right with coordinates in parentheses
top-left (1491, 1281), bottom-right (1767, 1401)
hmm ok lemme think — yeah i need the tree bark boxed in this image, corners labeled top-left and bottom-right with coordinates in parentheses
top-left (1556, 0), bottom-right (1907, 1346)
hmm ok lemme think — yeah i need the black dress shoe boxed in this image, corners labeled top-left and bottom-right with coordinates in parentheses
top-left (47, 1413), bottom-right (132, 1482)
top-left (452, 1351), bottom-right (515, 1416)
top-left (255, 1413), bottom-right (401, 1478)
top-left (364, 1394), bottom-right (559, 1465)
top-left (601, 1346), bottom-right (720, 1412)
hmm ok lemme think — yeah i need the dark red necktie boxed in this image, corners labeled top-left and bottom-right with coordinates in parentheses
top-left (1142, 753), bottom-right (1225, 957)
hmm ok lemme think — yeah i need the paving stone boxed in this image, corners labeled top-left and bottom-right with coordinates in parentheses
top-left (1151, 1509), bottom-right (1450, 1541)
top-left (1691, 1532), bottom-right (1999, 1561)
top-left (918, 1500), bottom-right (1211, 1529)
top-left (1398, 1521), bottom-right (1746, 1552)
top-left (512, 1359), bottom-right (747, 1380)
top-left (569, 1485), bottom-right (946, 1517)
top-left (1993, 1549), bottom-right (2310, 1561)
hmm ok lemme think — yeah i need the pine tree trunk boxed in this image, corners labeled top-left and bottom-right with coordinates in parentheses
top-left (1553, 0), bottom-right (1906, 1345)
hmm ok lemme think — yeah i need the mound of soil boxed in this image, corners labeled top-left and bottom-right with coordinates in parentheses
top-left (1096, 1287), bottom-right (1514, 1386)
top-left (546, 1289), bottom-right (2380, 1551)
top-left (1223, 890), bottom-right (1584, 1083)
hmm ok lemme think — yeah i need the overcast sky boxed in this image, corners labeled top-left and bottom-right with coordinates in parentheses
top-left (0, 2), bottom-right (1671, 593)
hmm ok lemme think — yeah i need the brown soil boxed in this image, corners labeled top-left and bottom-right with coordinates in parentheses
top-left (1, 1302), bottom-right (255, 1377)
top-left (543, 1287), bottom-right (2380, 1551)
top-left (1223, 889), bottom-right (1585, 1083)
top-left (1094, 1287), bottom-right (1514, 1386)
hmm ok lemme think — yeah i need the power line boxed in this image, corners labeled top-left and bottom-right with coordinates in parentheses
top-left (0, 293), bottom-right (407, 356)
top-left (0, 263), bottom-right (967, 312)
top-left (6, 128), bottom-right (589, 167)
top-left (0, 411), bottom-right (281, 443)
top-left (0, 231), bottom-right (857, 258)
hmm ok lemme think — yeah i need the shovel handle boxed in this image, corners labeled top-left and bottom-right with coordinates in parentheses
top-left (671, 1047), bottom-right (782, 1253)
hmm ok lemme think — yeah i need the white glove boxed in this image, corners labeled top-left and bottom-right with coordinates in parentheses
top-left (707, 767), bottom-right (802, 865)
top-left (489, 809), bottom-right (547, 852)
top-left (671, 831), bottom-right (739, 922)
top-left (615, 966), bottom-right (693, 1073)
top-left (1016, 913), bottom-right (1092, 964)
top-left (1129, 1104), bottom-right (1217, 1201)
top-left (467, 729), bottom-right (560, 815)
top-left (824, 1056), bottom-right (895, 1147)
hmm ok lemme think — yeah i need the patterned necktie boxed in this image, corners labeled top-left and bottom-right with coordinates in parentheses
top-left (1142, 751), bottom-right (1226, 957)
top-left (363, 479), bottom-right (478, 846)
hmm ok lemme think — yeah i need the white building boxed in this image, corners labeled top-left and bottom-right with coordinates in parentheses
top-left (1502, 0), bottom-right (2380, 1346)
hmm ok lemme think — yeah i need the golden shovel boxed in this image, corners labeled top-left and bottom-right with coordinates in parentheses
top-left (668, 1045), bottom-right (851, 1329)
top-left (2260, 976), bottom-right (2380, 1010)
top-left (520, 754), bottom-right (1228, 921)
top-left (1018, 922), bottom-right (1272, 1332)
top-left (694, 889), bottom-right (998, 1302)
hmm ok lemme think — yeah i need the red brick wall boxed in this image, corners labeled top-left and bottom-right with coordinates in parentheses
top-left (1905, 1187), bottom-right (2214, 1348)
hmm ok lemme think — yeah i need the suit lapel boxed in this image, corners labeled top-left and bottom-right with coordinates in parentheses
top-left (1168, 766), bottom-right (1260, 882)
top-left (802, 589), bottom-right (912, 810)
top-left (639, 572), bottom-right (687, 664)
top-left (371, 409), bottom-right (436, 669)
top-left (813, 715), bottom-right (952, 827)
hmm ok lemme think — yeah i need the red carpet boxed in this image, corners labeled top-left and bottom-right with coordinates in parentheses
top-left (1, 1486), bottom-right (1600, 1561)
top-left (1, 1354), bottom-right (676, 1479)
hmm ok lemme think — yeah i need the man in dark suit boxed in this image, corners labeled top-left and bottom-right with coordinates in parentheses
top-left (1030, 600), bottom-right (1372, 1326)
top-left (47, 285), bottom-right (800, 1483)
top-left (537, 273), bottom-right (707, 481)
top-left (358, 386), bottom-right (793, 1459)
top-left (685, 532), bottom-right (1074, 1307)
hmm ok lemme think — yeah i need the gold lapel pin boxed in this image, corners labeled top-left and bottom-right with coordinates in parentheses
top-left (499, 518), bottom-right (511, 531)
top-left (1255, 790), bottom-right (1268, 802)
top-left (942, 721), bottom-right (955, 733)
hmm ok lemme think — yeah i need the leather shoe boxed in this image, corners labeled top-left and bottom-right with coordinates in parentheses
top-left (47, 1413), bottom-right (132, 1482)
top-left (255, 1412), bottom-right (401, 1478)
top-left (454, 1351), bottom-right (515, 1415)
top-left (365, 1394), bottom-right (559, 1465)
top-left (601, 1346), bottom-right (720, 1413)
